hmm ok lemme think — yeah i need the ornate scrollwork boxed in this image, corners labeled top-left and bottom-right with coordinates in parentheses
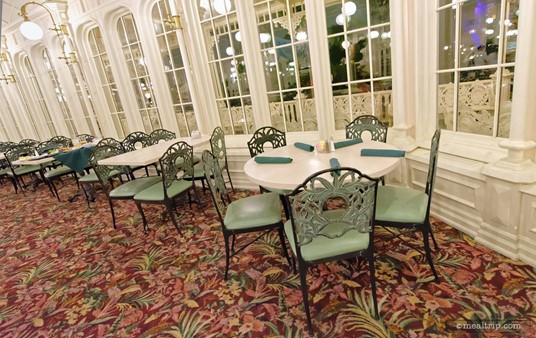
top-left (48, 136), bottom-right (73, 148)
top-left (122, 132), bottom-right (150, 152)
top-left (18, 139), bottom-right (39, 147)
top-left (201, 150), bottom-right (231, 219)
top-left (149, 129), bottom-right (176, 145)
top-left (92, 143), bottom-right (126, 182)
top-left (345, 115), bottom-right (388, 142)
top-left (288, 169), bottom-right (377, 247)
top-left (210, 126), bottom-right (226, 163)
top-left (247, 127), bottom-right (287, 157)
top-left (159, 141), bottom-right (193, 192)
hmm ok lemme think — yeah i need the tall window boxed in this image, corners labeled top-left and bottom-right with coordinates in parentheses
top-left (198, 0), bottom-right (256, 135)
top-left (0, 85), bottom-right (22, 139)
top-left (437, 0), bottom-right (517, 138)
top-left (152, 1), bottom-right (199, 137)
top-left (325, 0), bottom-right (392, 129)
top-left (43, 48), bottom-right (78, 137)
top-left (254, 0), bottom-right (316, 132)
top-left (88, 27), bottom-right (129, 138)
top-left (24, 56), bottom-right (57, 136)
top-left (117, 13), bottom-right (162, 133)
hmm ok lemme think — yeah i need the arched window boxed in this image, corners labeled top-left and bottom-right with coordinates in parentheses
top-left (325, 0), bottom-right (393, 129)
top-left (88, 26), bottom-right (129, 138)
top-left (117, 12), bottom-right (162, 133)
top-left (198, 0), bottom-right (256, 135)
top-left (152, 1), bottom-right (199, 137)
top-left (23, 56), bottom-right (57, 136)
top-left (0, 85), bottom-right (22, 139)
top-left (254, 0), bottom-right (317, 132)
top-left (437, 0), bottom-right (517, 138)
top-left (43, 48), bottom-right (78, 137)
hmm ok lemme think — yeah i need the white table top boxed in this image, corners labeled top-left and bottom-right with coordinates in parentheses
top-left (12, 156), bottom-right (54, 166)
top-left (98, 135), bottom-right (211, 166)
top-left (244, 140), bottom-right (402, 191)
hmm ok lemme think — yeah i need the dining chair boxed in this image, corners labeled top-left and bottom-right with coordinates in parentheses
top-left (284, 167), bottom-right (380, 334)
top-left (346, 114), bottom-right (388, 142)
top-left (149, 129), bottom-right (176, 145)
top-left (375, 129), bottom-right (441, 282)
top-left (93, 143), bottom-right (162, 229)
top-left (78, 138), bottom-right (125, 207)
top-left (0, 142), bottom-right (17, 191)
top-left (210, 126), bottom-right (234, 191)
top-left (5, 145), bottom-right (49, 195)
top-left (247, 126), bottom-right (290, 217)
top-left (202, 150), bottom-right (291, 279)
top-left (43, 136), bottom-right (79, 201)
top-left (18, 139), bottom-right (39, 147)
top-left (76, 134), bottom-right (95, 143)
top-left (133, 141), bottom-right (199, 233)
top-left (122, 131), bottom-right (153, 177)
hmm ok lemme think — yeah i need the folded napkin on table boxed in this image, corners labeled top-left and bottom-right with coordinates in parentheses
top-left (294, 142), bottom-right (314, 152)
top-left (329, 158), bottom-right (341, 176)
top-left (360, 149), bottom-right (406, 157)
top-left (334, 138), bottom-right (362, 149)
top-left (254, 156), bottom-right (293, 164)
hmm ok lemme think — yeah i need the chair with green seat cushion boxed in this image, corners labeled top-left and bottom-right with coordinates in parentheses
top-left (93, 143), bottom-right (161, 229)
top-left (5, 145), bottom-right (52, 196)
top-left (284, 167), bottom-right (380, 335)
top-left (346, 114), bottom-right (388, 142)
top-left (42, 137), bottom-right (80, 201)
top-left (375, 129), bottom-right (441, 282)
top-left (134, 141), bottom-right (199, 233)
top-left (201, 150), bottom-right (291, 280)
top-left (247, 126), bottom-right (291, 217)
top-left (18, 139), bottom-right (39, 147)
top-left (149, 129), bottom-right (176, 145)
top-left (122, 131), bottom-right (154, 177)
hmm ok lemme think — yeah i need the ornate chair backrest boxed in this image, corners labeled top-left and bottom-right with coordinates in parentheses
top-left (247, 126), bottom-right (287, 157)
top-left (346, 115), bottom-right (387, 142)
top-left (210, 126), bottom-right (227, 166)
top-left (92, 143), bottom-right (126, 184)
top-left (202, 150), bottom-right (232, 223)
top-left (48, 136), bottom-right (73, 148)
top-left (5, 145), bottom-right (34, 166)
top-left (149, 129), bottom-right (176, 145)
top-left (0, 141), bottom-right (16, 153)
top-left (36, 140), bottom-right (52, 154)
top-left (18, 139), bottom-right (39, 147)
top-left (77, 134), bottom-right (95, 143)
top-left (425, 129), bottom-right (441, 199)
top-left (286, 168), bottom-right (378, 257)
top-left (122, 131), bottom-right (151, 152)
top-left (159, 141), bottom-right (193, 199)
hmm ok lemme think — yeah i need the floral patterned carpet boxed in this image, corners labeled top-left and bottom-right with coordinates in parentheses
top-left (0, 178), bottom-right (535, 337)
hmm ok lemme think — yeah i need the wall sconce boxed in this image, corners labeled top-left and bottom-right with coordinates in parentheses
top-left (19, 2), bottom-right (69, 40)
top-left (58, 52), bottom-right (78, 65)
top-left (165, 0), bottom-right (182, 30)
top-left (0, 53), bottom-right (16, 84)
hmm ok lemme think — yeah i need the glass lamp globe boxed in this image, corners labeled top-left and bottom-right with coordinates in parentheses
top-left (214, 0), bottom-right (231, 15)
top-left (20, 20), bottom-right (44, 40)
top-left (343, 1), bottom-right (357, 16)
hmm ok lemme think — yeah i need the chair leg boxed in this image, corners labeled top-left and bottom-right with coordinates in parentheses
top-left (166, 201), bottom-right (182, 235)
top-left (10, 177), bottom-right (18, 194)
top-left (298, 263), bottom-right (314, 335)
top-left (223, 232), bottom-right (231, 280)
top-left (231, 234), bottom-right (236, 253)
top-left (50, 179), bottom-right (60, 201)
top-left (226, 167), bottom-right (234, 192)
top-left (422, 223), bottom-right (439, 282)
top-left (108, 198), bottom-right (117, 229)
top-left (135, 202), bottom-right (149, 233)
top-left (277, 227), bottom-right (292, 267)
top-left (428, 221), bottom-right (439, 250)
top-left (280, 194), bottom-right (290, 219)
top-left (81, 183), bottom-right (91, 208)
top-left (367, 250), bottom-right (379, 319)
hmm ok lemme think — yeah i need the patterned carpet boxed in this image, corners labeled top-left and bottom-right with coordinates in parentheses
top-left (0, 177), bottom-right (535, 337)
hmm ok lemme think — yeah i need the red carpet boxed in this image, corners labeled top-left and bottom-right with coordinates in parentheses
top-left (0, 178), bottom-right (534, 337)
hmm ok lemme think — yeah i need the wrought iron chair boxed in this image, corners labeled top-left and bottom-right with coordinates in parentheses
top-left (76, 134), bottom-right (95, 143)
top-left (210, 126), bottom-right (234, 191)
top-left (1, 142), bottom-right (23, 193)
top-left (285, 167), bottom-right (380, 334)
top-left (149, 129), bottom-right (176, 145)
top-left (202, 150), bottom-right (291, 279)
top-left (18, 139), bottom-right (39, 147)
top-left (78, 138), bottom-right (125, 207)
top-left (93, 143), bottom-right (162, 229)
top-left (122, 131), bottom-right (153, 177)
top-left (133, 141), bottom-right (199, 233)
top-left (5, 145), bottom-right (49, 195)
top-left (345, 114), bottom-right (388, 142)
top-left (43, 136), bottom-right (80, 201)
top-left (247, 126), bottom-right (290, 216)
top-left (375, 129), bottom-right (441, 282)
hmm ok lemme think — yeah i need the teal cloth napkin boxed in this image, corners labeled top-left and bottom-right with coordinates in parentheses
top-left (53, 147), bottom-right (94, 173)
top-left (330, 158), bottom-right (340, 176)
top-left (360, 149), bottom-right (405, 157)
top-left (334, 138), bottom-right (362, 149)
top-left (254, 156), bottom-right (293, 164)
top-left (294, 142), bottom-right (314, 152)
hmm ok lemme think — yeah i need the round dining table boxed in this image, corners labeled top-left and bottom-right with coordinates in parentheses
top-left (243, 140), bottom-right (402, 191)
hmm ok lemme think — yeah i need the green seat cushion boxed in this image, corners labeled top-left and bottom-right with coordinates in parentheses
top-left (45, 166), bottom-right (73, 178)
top-left (261, 186), bottom-right (291, 196)
top-left (8, 165), bottom-right (42, 176)
top-left (110, 177), bottom-right (162, 198)
top-left (79, 172), bottom-right (99, 183)
top-left (224, 192), bottom-right (282, 231)
top-left (133, 179), bottom-right (192, 201)
top-left (0, 168), bottom-right (10, 175)
top-left (284, 210), bottom-right (370, 262)
top-left (375, 186), bottom-right (428, 224)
